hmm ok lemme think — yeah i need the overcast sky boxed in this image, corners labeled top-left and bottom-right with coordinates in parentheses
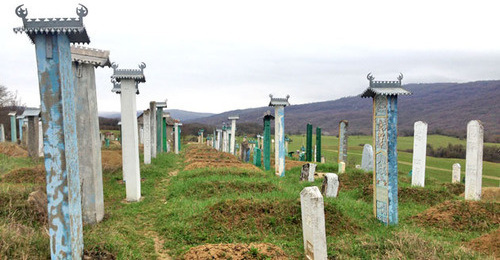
top-left (1, 0), bottom-right (500, 114)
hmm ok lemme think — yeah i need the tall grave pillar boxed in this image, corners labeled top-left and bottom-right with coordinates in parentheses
top-left (14, 4), bottom-right (92, 257)
top-left (338, 120), bottom-right (348, 164)
top-left (411, 121), bottom-right (428, 187)
top-left (22, 108), bottom-right (40, 158)
top-left (149, 101), bottom-right (157, 158)
top-left (229, 116), bottom-right (239, 154)
top-left (17, 116), bottom-right (24, 145)
top-left (306, 123), bottom-right (313, 162)
top-left (360, 73), bottom-right (411, 225)
top-left (316, 127), bottom-right (322, 162)
top-left (215, 128), bottom-right (222, 151)
top-left (143, 109), bottom-right (151, 164)
top-left (269, 94), bottom-right (290, 177)
top-left (111, 62), bottom-right (146, 202)
top-left (0, 124), bottom-right (4, 142)
top-left (263, 111), bottom-right (274, 171)
top-left (156, 101), bottom-right (167, 154)
top-left (71, 46), bottom-right (109, 224)
top-left (465, 120), bottom-right (483, 201)
top-left (8, 112), bottom-right (17, 143)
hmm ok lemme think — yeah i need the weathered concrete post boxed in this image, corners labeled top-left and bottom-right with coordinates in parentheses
top-left (411, 121), bottom-right (428, 187)
top-left (229, 116), bottom-right (239, 154)
top-left (263, 111), bottom-right (274, 171)
top-left (300, 186), bottom-right (327, 259)
top-left (38, 120), bottom-right (43, 156)
top-left (316, 127), bottom-right (322, 163)
top-left (452, 163), bottom-right (461, 183)
top-left (222, 124), bottom-right (228, 153)
top-left (321, 173), bottom-right (339, 198)
top-left (215, 128), bottom-right (222, 151)
top-left (338, 161), bottom-right (346, 174)
top-left (361, 144), bottom-right (374, 172)
top-left (17, 116), bottom-right (24, 145)
top-left (143, 109), bottom-right (151, 164)
top-left (0, 124), bottom-right (4, 142)
top-left (338, 120), bottom-right (348, 164)
top-left (14, 4), bottom-right (91, 257)
top-left (174, 122), bottom-right (180, 154)
top-left (156, 101), bottom-right (167, 154)
top-left (149, 101), bottom-right (157, 158)
top-left (111, 62), bottom-right (146, 202)
top-left (23, 108), bottom-right (40, 158)
top-left (465, 120), bottom-right (483, 201)
top-left (118, 122), bottom-right (122, 145)
top-left (306, 123), bottom-right (313, 162)
top-left (8, 112), bottom-right (17, 143)
top-left (269, 94), bottom-right (290, 177)
top-left (360, 73), bottom-right (411, 225)
top-left (71, 46), bottom-right (109, 225)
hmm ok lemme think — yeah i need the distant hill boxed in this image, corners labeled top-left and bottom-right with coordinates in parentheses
top-left (186, 80), bottom-right (500, 142)
top-left (98, 109), bottom-right (214, 122)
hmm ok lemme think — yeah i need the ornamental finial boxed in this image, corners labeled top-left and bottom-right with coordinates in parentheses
top-left (269, 94), bottom-right (273, 99)
top-left (397, 73), bottom-right (403, 82)
top-left (15, 4), bottom-right (28, 20)
top-left (139, 62), bottom-right (146, 71)
top-left (367, 73), bottom-right (374, 82)
top-left (76, 4), bottom-right (88, 18)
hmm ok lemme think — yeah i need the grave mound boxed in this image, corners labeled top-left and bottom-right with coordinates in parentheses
top-left (0, 184), bottom-right (45, 226)
top-left (203, 198), bottom-right (359, 235)
top-left (101, 150), bottom-right (122, 172)
top-left (466, 228), bottom-right (500, 258)
top-left (1, 164), bottom-right (45, 184)
top-left (361, 185), bottom-right (455, 206)
top-left (183, 243), bottom-right (287, 260)
top-left (84, 247), bottom-right (116, 260)
top-left (339, 171), bottom-right (372, 191)
top-left (413, 200), bottom-right (499, 232)
top-left (0, 143), bottom-right (28, 157)
top-left (184, 145), bottom-right (260, 171)
top-left (460, 187), bottom-right (500, 203)
top-left (184, 180), bottom-right (278, 199)
top-left (442, 183), bottom-right (465, 196)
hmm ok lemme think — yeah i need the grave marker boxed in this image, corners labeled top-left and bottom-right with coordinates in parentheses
top-left (321, 173), bottom-right (339, 198)
top-left (156, 101), bottom-right (167, 153)
top-left (361, 144), bottom-right (374, 172)
top-left (269, 94), bottom-right (290, 177)
top-left (17, 116), bottom-right (24, 145)
top-left (22, 108), bottom-right (40, 158)
top-left (143, 109), bottom-right (151, 164)
top-left (111, 62), bottom-right (146, 202)
top-left (411, 121), bottom-right (427, 187)
top-left (306, 123), bottom-right (313, 162)
top-left (360, 73), bottom-right (411, 225)
top-left (338, 120), bottom-right (348, 164)
top-left (263, 111), bottom-right (274, 171)
top-left (0, 124), bottom-right (4, 142)
top-left (316, 127), bottom-right (322, 163)
top-left (452, 163), bottom-right (460, 183)
top-left (149, 101), bottom-right (157, 158)
top-left (338, 161), bottom-right (345, 174)
top-left (465, 120), bottom-right (483, 201)
top-left (300, 186), bottom-right (327, 259)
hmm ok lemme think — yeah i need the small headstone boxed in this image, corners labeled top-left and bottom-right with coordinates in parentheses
top-left (355, 165), bottom-right (361, 169)
top-left (300, 186), bottom-right (327, 260)
top-left (321, 156), bottom-right (325, 163)
top-left (452, 163), bottom-right (461, 183)
top-left (411, 121), bottom-right (428, 187)
top-left (300, 163), bottom-right (310, 181)
top-left (361, 144), bottom-right (373, 172)
top-left (465, 120), bottom-right (483, 201)
top-left (321, 173), bottom-right (339, 198)
top-left (308, 163), bottom-right (317, 182)
top-left (27, 188), bottom-right (48, 223)
top-left (338, 162), bottom-right (346, 174)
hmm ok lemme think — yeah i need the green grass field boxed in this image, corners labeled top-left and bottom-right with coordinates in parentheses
top-left (0, 142), bottom-right (498, 259)
top-left (286, 134), bottom-right (500, 187)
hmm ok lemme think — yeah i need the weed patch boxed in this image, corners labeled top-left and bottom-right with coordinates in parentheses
top-left (360, 185), bottom-right (455, 206)
top-left (183, 180), bottom-right (278, 199)
top-left (466, 228), bottom-right (499, 258)
top-left (1, 164), bottom-right (45, 184)
top-left (183, 243), bottom-right (288, 260)
top-left (0, 143), bottom-right (28, 157)
top-left (101, 150), bottom-right (122, 173)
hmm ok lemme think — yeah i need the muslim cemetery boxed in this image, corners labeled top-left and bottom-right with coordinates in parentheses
top-left (1, 4), bottom-right (499, 260)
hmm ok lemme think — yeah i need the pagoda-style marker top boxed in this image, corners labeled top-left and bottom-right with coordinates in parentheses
top-left (71, 46), bottom-right (111, 67)
top-left (268, 94), bottom-right (290, 107)
top-left (16, 115), bottom-right (25, 120)
top-left (8, 112), bottom-right (17, 117)
top-left (156, 100), bottom-right (167, 108)
top-left (111, 62), bottom-right (146, 83)
top-left (361, 73), bottom-right (411, 98)
top-left (263, 110), bottom-right (275, 120)
top-left (228, 116), bottom-right (239, 120)
top-left (13, 4), bottom-right (90, 44)
top-left (22, 107), bottom-right (41, 117)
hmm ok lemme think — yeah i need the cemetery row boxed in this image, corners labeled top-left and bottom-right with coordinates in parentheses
top-left (3, 4), bottom-right (493, 259)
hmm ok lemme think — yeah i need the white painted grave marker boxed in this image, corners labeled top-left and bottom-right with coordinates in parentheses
top-left (300, 186), bottom-right (327, 260)
top-left (411, 121), bottom-right (427, 187)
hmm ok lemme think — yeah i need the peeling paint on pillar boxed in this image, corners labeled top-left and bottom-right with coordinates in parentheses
top-left (35, 33), bottom-right (84, 258)
top-left (275, 106), bottom-right (286, 176)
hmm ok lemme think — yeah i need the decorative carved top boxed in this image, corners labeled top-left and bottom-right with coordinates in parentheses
top-left (13, 4), bottom-right (90, 44)
top-left (110, 62), bottom-right (146, 83)
top-left (16, 116), bottom-right (25, 120)
top-left (228, 116), bottom-right (239, 120)
top-left (268, 94), bottom-right (290, 107)
top-left (156, 99), bottom-right (167, 108)
top-left (361, 73), bottom-right (411, 98)
top-left (263, 110), bottom-right (275, 120)
top-left (8, 111), bottom-right (17, 116)
top-left (71, 46), bottom-right (110, 67)
top-left (21, 107), bottom-right (41, 117)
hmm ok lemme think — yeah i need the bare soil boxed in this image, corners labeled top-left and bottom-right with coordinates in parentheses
top-left (413, 200), bottom-right (500, 231)
top-left (183, 243), bottom-right (288, 260)
top-left (466, 228), bottom-right (500, 258)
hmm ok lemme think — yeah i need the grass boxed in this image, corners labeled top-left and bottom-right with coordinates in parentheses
top-left (287, 134), bottom-right (500, 187)
top-left (0, 142), bottom-right (498, 259)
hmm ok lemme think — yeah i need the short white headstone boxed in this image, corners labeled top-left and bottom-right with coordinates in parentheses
top-left (300, 186), bottom-right (327, 260)
top-left (308, 163), bottom-right (317, 182)
top-left (361, 144), bottom-right (373, 172)
top-left (338, 161), bottom-right (345, 174)
top-left (452, 163), bottom-right (461, 183)
top-left (465, 120), bottom-right (483, 201)
top-left (411, 121), bottom-right (428, 187)
top-left (321, 156), bottom-right (325, 163)
top-left (321, 173), bottom-right (339, 198)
